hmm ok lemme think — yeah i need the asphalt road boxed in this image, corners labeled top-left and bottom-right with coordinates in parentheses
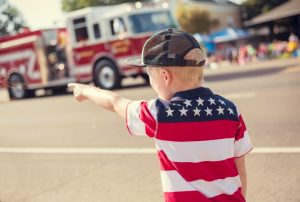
top-left (0, 59), bottom-right (300, 202)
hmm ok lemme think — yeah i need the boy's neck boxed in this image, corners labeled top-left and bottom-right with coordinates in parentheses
top-left (159, 81), bottom-right (203, 101)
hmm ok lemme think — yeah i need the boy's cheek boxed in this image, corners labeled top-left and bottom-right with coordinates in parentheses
top-left (146, 67), bottom-right (151, 75)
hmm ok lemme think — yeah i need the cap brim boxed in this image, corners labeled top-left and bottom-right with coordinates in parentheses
top-left (125, 56), bottom-right (147, 67)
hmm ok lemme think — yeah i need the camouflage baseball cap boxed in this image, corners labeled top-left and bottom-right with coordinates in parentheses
top-left (126, 28), bottom-right (206, 67)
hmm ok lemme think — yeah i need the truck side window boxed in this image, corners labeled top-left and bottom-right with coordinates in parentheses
top-left (110, 18), bottom-right (126, 36)
top-left (73, 17), bottom-right (89, 42)
top-left (93, 23), bottom-right (101, 39)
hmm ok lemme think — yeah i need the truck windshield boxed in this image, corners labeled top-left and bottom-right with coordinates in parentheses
top-left (129, 11), bottom-right (175, 34)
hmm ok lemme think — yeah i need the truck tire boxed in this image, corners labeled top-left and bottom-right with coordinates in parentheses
top-left (8, 74), bottom-right (34, 100)
top-left (94, 59), bottom-right (121, 90)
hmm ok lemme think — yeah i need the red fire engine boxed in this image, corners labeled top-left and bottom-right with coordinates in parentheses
top-left (0, 3), bottom-right (174, 99)
top-left (0, 28), bottom-right (74, 99)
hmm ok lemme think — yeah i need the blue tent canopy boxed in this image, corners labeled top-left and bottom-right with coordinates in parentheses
top-left (193, 33), bottom-right (215, 53)
top-left (211, 27), bottom-right (251, 43)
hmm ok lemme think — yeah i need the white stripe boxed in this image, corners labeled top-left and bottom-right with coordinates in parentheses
top-left (0, 49), bottom-right (40, 79)
top-left (0, 36), bottom-right (38, 49)
top-left (234, 131), bottom-right (253, 157)
top-left (161, 170), bottom-right (195, 192)
top-left (127, 100), bottom-right (147, 136)
top-left (126, 100), bottom-right (157, 137)
top-left (71, 65), bottom-right (92, 75)
top-left (156, 138), bottom-right (234, 163)
top-left (0, 49), bottom-right (33, 63)
top-left (161, 170), bottom-right (241, 198)
top-left (0, 147), bottom-right (299, 154)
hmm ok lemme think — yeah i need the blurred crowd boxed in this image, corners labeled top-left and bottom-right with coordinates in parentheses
top-left (208, 33), bottom-right (300, 67)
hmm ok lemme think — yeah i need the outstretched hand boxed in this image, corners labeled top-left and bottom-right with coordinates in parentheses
top-left (68, 83), bottom-right (90, 102)
top-left (68, 83), bottom-right (130, 118)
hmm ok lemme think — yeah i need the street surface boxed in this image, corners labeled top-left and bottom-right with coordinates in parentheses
top-left (0, 58), bottom-right (300, 202)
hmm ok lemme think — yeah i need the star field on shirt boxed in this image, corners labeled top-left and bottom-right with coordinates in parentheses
top-left (165, 97), bottom-right (236, 118)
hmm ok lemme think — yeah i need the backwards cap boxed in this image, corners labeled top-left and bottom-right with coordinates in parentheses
top-left (127, 28), bottom-right (206, 67)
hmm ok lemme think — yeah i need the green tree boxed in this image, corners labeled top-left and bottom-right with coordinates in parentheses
top-left (0, 0), bottom-right (25, 36)
top-left (61, 0), bottom-right (151, 12)
top-left (176, 5), bottom-right (219, 34)
top-left (241, 0), bottom-right (289, 21)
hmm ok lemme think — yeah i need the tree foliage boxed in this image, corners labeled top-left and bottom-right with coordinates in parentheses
top-left (241, 0), bottom-right (289, 21)
top-left (0, 0), bottom-right (25, 36)
top-left (176, 5), bottom-right (219, 34)
top-left (61, 0), bottom-right (150, 12)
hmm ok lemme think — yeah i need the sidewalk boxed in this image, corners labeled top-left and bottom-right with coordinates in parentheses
top-left (204, 58), bottom-right (300, 78)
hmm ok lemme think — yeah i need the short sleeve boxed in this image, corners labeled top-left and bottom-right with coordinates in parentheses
top-left (234, 114), bottom-right (254, 157)
top-left (126, 99), bottom-right (157, 138)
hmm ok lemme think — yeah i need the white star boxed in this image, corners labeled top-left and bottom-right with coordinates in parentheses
top-left (208, 98), bottom-right (216, 105)
top-left (228, 108), bottom-right (234, 115)
top-left (183, 99), bottom-right (192, 107)
top-left (166, 107), bottom-right (174, 117)
top-left (171, 103), bottom-right (180, 107)
top-left (193, 107), bottom-right (201, 116)
top-left (216, 106), bottom-right (224, 115)
top-left (196, 97), bottom-right (204, 106)
top-left (204, 107), bottom-right (212, 116)
top-left (218, 99), bottom-right (226, 105)
top-left (179, 107), bottom-right (188, 116)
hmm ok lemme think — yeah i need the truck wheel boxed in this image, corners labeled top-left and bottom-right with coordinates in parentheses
top-left (8, 74), bottom-right (34, 99)
top-left (94, 59), bottom-right (121, 90)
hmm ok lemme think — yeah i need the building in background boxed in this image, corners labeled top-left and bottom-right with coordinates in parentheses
top-left (170, 0), bottom-right (241, 32)
top-left (244, 0), bottom-right (300, 41)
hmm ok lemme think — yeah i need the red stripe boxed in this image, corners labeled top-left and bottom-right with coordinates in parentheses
top-left (158, 151), bottom-right (238, 182)
top-left (139, 101), bottom-right (156, 137)
top-left (164, 191), bottom-right (210, 202)
top-left (235, 115), bottom-right (247, 141)
top-left (164, 188), bottom-right (245, 202)
top-left (156, 120), bottom-right (238, 142)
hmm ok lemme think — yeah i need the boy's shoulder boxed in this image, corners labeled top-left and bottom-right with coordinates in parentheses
top-left (213, 93), bottom-right (237, 111)
top-left (151, 89), bottom-right (239, 123)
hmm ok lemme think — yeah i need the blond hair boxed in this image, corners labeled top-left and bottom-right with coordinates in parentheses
top-left (158, 48), bottom-right (205, 82)
top-left (163, 66), bottom-right (203, 82)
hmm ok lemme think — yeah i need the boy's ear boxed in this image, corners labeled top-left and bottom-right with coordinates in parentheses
top-left (160, 68), bottom-right (172, 86)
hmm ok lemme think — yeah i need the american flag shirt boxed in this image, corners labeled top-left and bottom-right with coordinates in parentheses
top-left (126, 87), bottom-right (253, 202)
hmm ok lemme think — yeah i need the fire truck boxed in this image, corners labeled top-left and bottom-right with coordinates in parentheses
top-left (0, 3), bottom-right (175, 99)
top-left (0, 28), bottom-right (73, 99)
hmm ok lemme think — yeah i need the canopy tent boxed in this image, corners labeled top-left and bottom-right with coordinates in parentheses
top-left (193, 33), bottom-right (215, 53)
top-left (193, 33), bottom-right (212, 43)
top-left (244, 0), bottom-right (300, 27)
top-left (210, 27), bottom-right (251, 43)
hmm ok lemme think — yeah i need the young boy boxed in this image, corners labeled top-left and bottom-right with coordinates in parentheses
top-left (68, 28), bottom-right (253, 202)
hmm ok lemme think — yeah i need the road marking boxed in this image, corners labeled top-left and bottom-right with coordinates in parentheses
top-left (252, 147), bottom-right (300, 153)
top-left (0, 148), bottom-right (155, 154)
top-left (0, 147), bottom-right (300, 154)
top-left (224, 92), bottom-right (255, 99)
